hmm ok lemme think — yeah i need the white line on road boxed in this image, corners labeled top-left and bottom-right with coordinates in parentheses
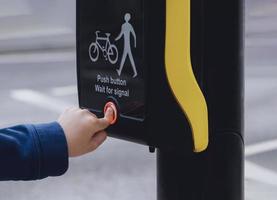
top-left (0, 51), bottom-right (75, 64)
top-left (246, 139), bottom-right (277, 157)
top-left (10, 89), bottom-right (73, 113)
top-left (51, 85), bottom-right (77, 96)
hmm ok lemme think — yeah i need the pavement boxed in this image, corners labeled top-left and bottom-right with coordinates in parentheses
top-left (0, 0), bottom-right (277, 199)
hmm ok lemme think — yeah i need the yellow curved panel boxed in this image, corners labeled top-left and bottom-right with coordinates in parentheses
top-left (165, 0), bottom-right (209, 152)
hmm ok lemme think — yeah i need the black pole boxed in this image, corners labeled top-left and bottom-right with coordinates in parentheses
top-left (157, 0), bottom-right (244, 199)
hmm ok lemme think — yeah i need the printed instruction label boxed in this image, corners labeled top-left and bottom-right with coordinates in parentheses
top-left (94, 74), bottom-right (130, 98)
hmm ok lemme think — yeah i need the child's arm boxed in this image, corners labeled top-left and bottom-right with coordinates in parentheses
top-left (0, 107), bottom-right (113, 181)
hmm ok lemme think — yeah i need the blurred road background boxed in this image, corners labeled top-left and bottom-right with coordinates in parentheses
top-left (0, 0), bottom-right (276, 199)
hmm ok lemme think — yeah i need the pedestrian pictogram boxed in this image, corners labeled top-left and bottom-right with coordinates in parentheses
top-left (115, 13), bottom-right (138, 78)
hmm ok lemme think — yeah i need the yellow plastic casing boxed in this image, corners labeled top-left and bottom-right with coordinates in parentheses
top-left (165, 0), bottom-right (209, 152)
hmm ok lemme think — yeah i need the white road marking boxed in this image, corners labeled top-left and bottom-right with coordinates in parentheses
top-left (246, 161), bottom-right (277, 187)
top-left (0, 51), bottom-right (75, 64)
top-left (10, 89), bottom-right (73, 113)
top-left (246, 139), bottom-right (277, 157)
top-left (51, 85), bottom-right (77, 96)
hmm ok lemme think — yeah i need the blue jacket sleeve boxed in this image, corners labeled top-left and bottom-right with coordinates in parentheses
top-left (0, 122), bottom-right (68, 181)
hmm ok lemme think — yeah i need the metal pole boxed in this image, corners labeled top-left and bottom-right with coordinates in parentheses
top-left (157, 0), bottom-right (244, 199)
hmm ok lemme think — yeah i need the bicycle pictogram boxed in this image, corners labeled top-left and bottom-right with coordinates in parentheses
top-left (89, 31), bottom-right (118, 64)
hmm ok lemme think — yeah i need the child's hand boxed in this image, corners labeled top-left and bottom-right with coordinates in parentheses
top-left (57, 107), bottom-right (113, 157)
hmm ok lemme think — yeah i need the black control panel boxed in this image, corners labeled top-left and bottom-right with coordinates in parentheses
top-left (77, 0), bottom-right (145, 120)
top-left (77, 0), bottom-right (199, 150)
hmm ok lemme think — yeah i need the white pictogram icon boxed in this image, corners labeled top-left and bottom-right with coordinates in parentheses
top-left (89, 31), bottom-right (119, 64)
top-left (115, 13), bottom-right (138, 78)
top-left (88, 13), bottom-right (138, 78)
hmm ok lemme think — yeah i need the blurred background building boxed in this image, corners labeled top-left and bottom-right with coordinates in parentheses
top-left (0, 0), bottom-right (276, 200)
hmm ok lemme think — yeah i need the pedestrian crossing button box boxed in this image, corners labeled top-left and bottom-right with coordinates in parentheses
top-left (77, 0), bottom-right (209, 153)
top-left (77, 0), bottom-right (146, 145)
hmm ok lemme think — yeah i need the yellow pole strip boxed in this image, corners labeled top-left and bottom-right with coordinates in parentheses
top-left (165, 0), bottom-right (209, 152)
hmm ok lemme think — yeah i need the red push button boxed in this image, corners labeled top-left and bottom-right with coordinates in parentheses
top-left (104, 102), bottom-right (118, 125)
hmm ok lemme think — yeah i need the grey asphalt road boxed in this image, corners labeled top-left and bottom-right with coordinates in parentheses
top-left (0, 0), bottom-right (277, 200)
